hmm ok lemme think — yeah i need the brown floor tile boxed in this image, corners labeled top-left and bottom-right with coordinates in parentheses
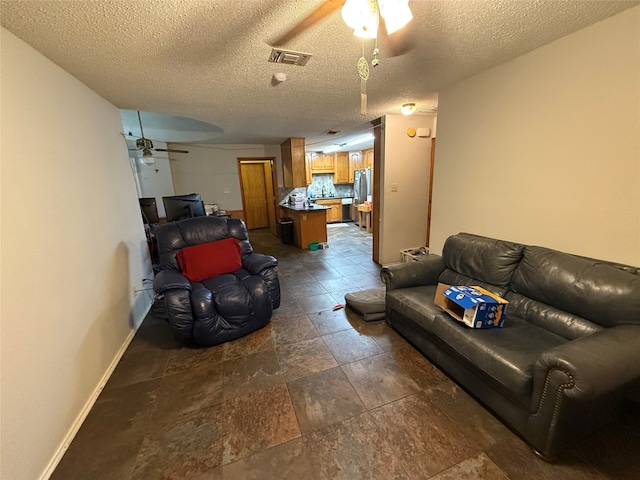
top-left (322, 328), bottom-right (384, 364)
top-left (131, 404), bottom-right (224, 480)
top-left (317, 277), bottom-right (356, 294)
top-left (222, 349), bottom-right (284, 401)
top-left (51, 379), bottom-right (160, 480)
top-left (164, 344), bottom-right (223, 375)
top-left (341, 352), bottom-right (421, 409)
top-left (485, 434), bottom-right (610, 480)
top-left (275, 337), bottom-right (338, 381)
top-left (389, 345), bottom-right (450, 391)
top-left (353, 321), bottom-right (408, 352)
top-left (308, 308), bottom-right (356, 335)
top-left (222, 384), bottom-right (301, 465)
top-left (303, 413), bottom-right (409, 480)
top-left (105, 348), bottom-right (170, 389)
top-left (152, 361), bottom-right (224, 418)
top-left (292, 281), bottom-right (327, 298)
top-left (222, 324), bottom-right (274, 360)
top-left (270, 313), bottom-right (319, 347)
top-left (297, 293), bottom-right (342, 315)
top-left (429, 453), bottom-right (509, 480)
top-left (288, 367), bottom-right (366, 434)
top-left (423, 381), bottom-right (513, 450)
top-left (370, 394), bottom-right (481, 479)
top-left (221, 438), bottom-right (314, 479)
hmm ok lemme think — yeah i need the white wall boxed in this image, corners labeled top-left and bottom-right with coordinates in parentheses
top-left (431, 6), bottom-right (640, 266)
top-left (0, 28), bottom-right (154, 480)
top-left (169, 144), bottom-right (273, 210)
top-left (379, 114), bottom-right (436, 264)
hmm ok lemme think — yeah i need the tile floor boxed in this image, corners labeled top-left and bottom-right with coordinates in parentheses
top-left (52, 224), bottom-right (640, 479)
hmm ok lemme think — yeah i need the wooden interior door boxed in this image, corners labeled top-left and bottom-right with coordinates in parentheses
top-left (240, 163), bottom-right (269, 229)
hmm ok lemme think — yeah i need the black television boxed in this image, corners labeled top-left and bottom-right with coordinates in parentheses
top-left (162, 193), bottom-right (206, 222)
top-left (139, 197), bottom-right (159, 224)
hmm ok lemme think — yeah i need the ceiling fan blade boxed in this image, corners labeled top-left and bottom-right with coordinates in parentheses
top-left (271, 0), bottom-right (345, 46)
top-left (155, 148), bottom-right (189, 154)
top-left (379, 17), bottom-right (414, 57)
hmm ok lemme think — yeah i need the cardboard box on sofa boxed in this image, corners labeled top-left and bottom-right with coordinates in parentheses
top-left (434, 283), bottom-right (508, 328)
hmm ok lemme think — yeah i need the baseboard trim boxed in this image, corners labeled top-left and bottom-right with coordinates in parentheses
top-left (38, 301), bottom-right (153, 480)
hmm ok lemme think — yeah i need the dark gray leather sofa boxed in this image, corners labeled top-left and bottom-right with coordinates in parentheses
top-left (381, 232), bottom-right (640, 459)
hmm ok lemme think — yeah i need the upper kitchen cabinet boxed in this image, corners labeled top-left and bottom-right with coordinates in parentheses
top-left (311, 152), bottom-right (335, 173)
top-left (304, 152), bottom-right (312, 185)
top-left (334, 152), bottom-right (349, 183)
top-left (282, 137), bottom-right (306, 188)
top-left (349, 151), bottom-right (362, 183)
top-left (362, 148), bottom-right (374, 169)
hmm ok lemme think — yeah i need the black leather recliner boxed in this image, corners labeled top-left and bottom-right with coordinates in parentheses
top-left (152, 216), bottom-right (280, 346)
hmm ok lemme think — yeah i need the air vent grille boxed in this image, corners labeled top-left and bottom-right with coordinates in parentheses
top-left (268, 48), bottom-right (312, 66)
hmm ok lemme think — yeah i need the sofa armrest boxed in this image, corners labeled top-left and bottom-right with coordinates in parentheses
top-left (533, 325), bottom-right (640, 405)
top-left (243, 253), bottom-right (278, 275)
top-left (153, 269), bottom-right (192, 294)
top-left (381, 255), bottom-right (445, 291)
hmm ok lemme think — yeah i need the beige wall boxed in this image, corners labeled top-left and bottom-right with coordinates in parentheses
top-left (379, 114), bottom-right (436, 264)
top-left (169, 144), bottom-right (274, 210)
top-left (1, 28), bottom-right (154, 480)
top-left (431, 6), bottom-right (640, 266)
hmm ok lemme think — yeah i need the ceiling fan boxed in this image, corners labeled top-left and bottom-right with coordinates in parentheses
top-left (129, 110), bottom-right (189, 166)
top-left (271, 0), bottom-right (414, 57)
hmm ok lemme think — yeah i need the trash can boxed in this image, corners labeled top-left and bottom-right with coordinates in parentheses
top-left (279, 217), bottom-right (294, 245)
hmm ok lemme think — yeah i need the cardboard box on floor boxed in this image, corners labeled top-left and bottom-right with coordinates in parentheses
top-left (434, 283), bottom-right (508, 328)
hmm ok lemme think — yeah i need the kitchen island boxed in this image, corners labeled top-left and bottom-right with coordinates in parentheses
top-left (280, 204), bottom-right (328, 249)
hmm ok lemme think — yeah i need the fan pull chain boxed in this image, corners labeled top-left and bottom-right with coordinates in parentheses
top-left (357, 39), bottom-right (369, 115)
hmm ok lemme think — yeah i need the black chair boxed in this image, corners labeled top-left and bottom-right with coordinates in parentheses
top-left (153, 216), bottom-right (280, 346)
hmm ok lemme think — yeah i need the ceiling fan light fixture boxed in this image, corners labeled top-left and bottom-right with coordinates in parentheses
top-left (140, 148), bottom-right (155, 166)
top-left (401, 102), bottom-right (416, 115)
top-left (342, 0), bottom-right (379, 38)
top-left (378, 0), bottom-right (413, 35)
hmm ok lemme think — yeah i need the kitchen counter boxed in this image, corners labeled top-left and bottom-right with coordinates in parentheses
top-left (279, 205), bottom-right (327, 249)
top-left (281, 204), bottom-right (329, 211)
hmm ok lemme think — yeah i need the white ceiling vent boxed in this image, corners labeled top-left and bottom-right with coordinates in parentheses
top-left (268, 48), bottom-right (312, 66)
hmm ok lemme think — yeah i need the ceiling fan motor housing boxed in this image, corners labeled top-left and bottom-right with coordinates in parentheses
top-left (136, 137), bottom-right (153, 149)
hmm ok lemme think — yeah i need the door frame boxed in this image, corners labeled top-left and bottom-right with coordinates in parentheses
top-left (237, 157), bottom-right (278, 235)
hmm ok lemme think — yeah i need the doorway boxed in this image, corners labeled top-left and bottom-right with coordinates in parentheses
top-left (237, 158), bottom-right (278, 236)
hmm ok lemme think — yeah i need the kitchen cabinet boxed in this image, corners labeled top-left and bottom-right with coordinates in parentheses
top-left (315, 198), bottom-right (341, 223)
top-left (349, 151), bottom-right (362, 183)
top-left (279, 205), bottom-right (327, 248)
top-left (334, 152), bottom-right (349, 183)
top-left (281, 138), bottom-right (306, 188)
top-left (304, 152), bottom-right (312, 185)
top-left (311, 152), bottom-right (335, 173)
top-left (362, 148), bottom-right (374, 169)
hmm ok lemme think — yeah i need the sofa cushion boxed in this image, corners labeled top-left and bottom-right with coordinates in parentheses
top-left (386, 285), bottom-right (441, 333)
top-left (430, 315), bottom-right (566, 407)
top-left (176, 238), bottom-right (242, 282)
top-left (511, 246), bottom-right (640, 328)
top-left (438, 270), bottom-right (509, 297)
top-left (504, 291), bottom-right (603, 340)
top-left (441, 233), bottom-right (524, 287)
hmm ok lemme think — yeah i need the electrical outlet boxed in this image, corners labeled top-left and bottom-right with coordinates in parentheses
top-left (223, 188), bottom-right (230, 194)
top-left (391, 183), bottom-right (398, 192)
top-left (132, 286), bottom-right (139, 297)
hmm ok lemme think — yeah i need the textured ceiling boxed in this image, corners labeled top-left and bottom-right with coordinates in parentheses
top-left (1, 0), bottom-right (637, 150)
